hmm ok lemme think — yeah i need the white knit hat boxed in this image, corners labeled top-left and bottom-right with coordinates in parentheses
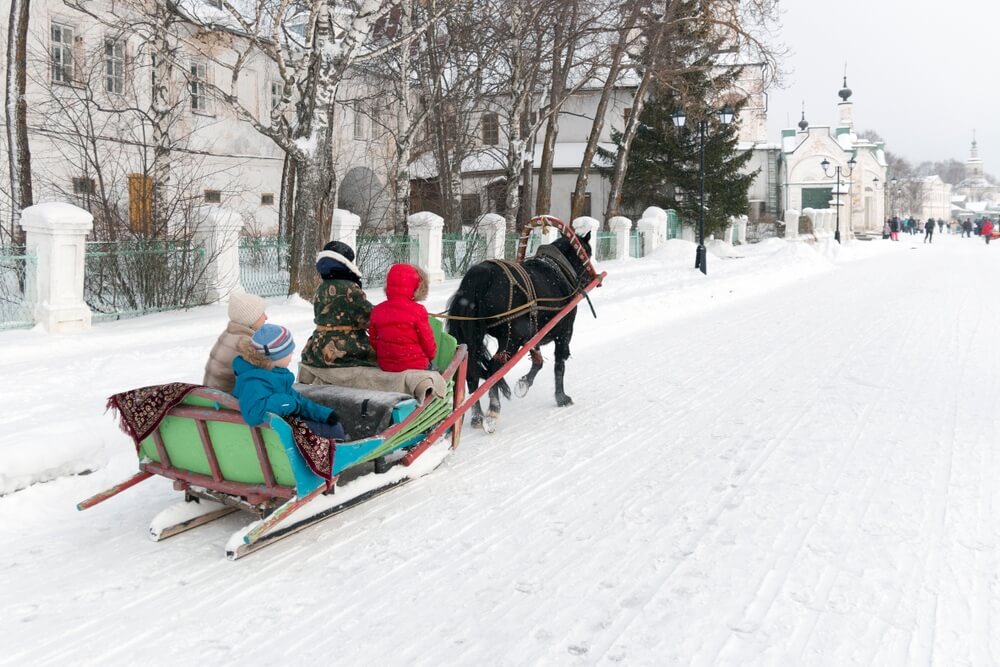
top-left (228, 291), bottom-right (266, 327)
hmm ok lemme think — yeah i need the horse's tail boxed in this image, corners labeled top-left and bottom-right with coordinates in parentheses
top-left (447, 267), bottom-right (511, 400)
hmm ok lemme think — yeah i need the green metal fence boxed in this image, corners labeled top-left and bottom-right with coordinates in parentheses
top-left (503, 233), bottom-right (543, 260)
top-left (594, 232), bottom-right (617, 261)
top-left (442, 232), bottom-right (487, 279)
top-left (0, 245), bottom-right (36, 330)
top-left (240, 236), bottom-right (290, 298)
top-left (357, 235), bottom-right (419, 286)
top-left (84, 240), bottom-right (209, 320)
top-left (666, 209), bottom-right (681, 239)
top-left (630, 231), bottom-right (645, 258)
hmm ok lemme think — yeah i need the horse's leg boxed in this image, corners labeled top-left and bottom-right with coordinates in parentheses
top-left (483, 384), bottom-right (501, 434)
top-left (482, 349), bottom-right (510, 434)
top-left (515, 347), bottom-right (544, 398)
top-left (554, 336), bottom-right (573, 407)
top-left (467, 353), bottom-right (484, 429)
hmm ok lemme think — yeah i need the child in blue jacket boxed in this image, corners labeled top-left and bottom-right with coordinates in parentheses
top-left (233, 323), bottom-right (345, 440)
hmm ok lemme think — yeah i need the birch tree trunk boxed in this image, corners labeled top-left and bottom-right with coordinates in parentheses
top-left (392, 0), bottom-right (413, 234)
top-left (150, 1), bottom-right (174, 236)
top-left (5, 0), bottom-right (32, 241)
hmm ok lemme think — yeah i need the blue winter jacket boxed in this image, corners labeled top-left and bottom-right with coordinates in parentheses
top-left (232, 356), bottom-right (334, 427)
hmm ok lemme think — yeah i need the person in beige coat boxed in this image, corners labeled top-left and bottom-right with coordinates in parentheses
top-left (203, 292), bottom-right (267, 394)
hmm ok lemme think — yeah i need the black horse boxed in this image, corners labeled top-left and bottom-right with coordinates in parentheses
top-left (446, 232), bottom-right (593, 432)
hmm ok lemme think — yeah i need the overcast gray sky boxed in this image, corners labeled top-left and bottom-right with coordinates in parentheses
top-left (767, 0), bottom-right (990, 168)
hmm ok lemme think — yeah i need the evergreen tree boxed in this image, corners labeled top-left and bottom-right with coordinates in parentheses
top-left (602, 78), bottom-right (757, 237)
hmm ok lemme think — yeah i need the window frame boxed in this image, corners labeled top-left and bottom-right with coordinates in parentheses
top-left (104, 37), bottom-right (125, 95)
top-left (189, 61), bottom-right (210, 114)
top-left (51, 21), bottom-right (76, 85)
top-left (260, 193), bottom-right (275, 206)
top-left (353, 103), bottom-right (365, 140)
top-left (482, 112), bottom-right (499, 146)
top-left (203, 189), bottom-right (222, 204)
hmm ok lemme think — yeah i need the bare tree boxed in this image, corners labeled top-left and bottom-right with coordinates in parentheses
top-left (4, 0), bottom-right (33, 240)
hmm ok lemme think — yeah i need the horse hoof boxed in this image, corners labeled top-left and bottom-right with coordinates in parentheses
top-left (515, 379), bottom-right (530, 398)
top-left (483, 416), bottom-right (497, 434)
top-left (556, 395), bottom-right (574, 407)
top-left (471, 415), bottom-right (483, 429)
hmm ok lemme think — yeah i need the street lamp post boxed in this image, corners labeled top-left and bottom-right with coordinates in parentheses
top-left (821, 156), bottom-right (857, 243)
top-left (671, 104), bottom-right (735, 275)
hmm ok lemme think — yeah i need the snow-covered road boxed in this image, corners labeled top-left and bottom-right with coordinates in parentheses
top-left (2, 234), bottom-right (998, 665)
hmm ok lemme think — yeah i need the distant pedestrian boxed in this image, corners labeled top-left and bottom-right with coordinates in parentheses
top-left (882, 220), bottom-right (891, 239)
top-left (963, 220), bottom-right (973, 237)
top-left (889, 217), bottom-right (900, 241)
top-left (983, 219), bottom-right (994, 244)
top-left (937, 219), bottom-right (944, 233)
top-left (924, 218), bottom-right (935, 244)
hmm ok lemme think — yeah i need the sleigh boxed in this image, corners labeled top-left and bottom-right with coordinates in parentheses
top-left (79, 216), bottom-right (604, 559)
top-left (78, 325), bottom-right (469, 560)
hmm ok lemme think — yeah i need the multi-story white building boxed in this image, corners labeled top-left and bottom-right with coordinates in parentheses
top-left (0, 0), bottom-right (393, 238)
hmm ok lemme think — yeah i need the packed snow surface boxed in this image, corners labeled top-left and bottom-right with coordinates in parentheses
top-left (2, 233), bottom-right (998, 664)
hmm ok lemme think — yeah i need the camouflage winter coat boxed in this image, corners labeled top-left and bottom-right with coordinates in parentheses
top-left (300, 278), bottom-right (377, 368)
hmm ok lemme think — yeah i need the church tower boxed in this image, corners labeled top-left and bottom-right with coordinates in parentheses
top-left (967, 131), bottom-right (985, 183)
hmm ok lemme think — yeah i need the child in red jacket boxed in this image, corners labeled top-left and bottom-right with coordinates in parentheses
top-left (369, 264), bottom-right (437, 372)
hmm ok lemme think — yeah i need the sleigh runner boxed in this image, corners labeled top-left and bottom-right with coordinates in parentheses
top-left (79, 216), bottom-right (604, 559)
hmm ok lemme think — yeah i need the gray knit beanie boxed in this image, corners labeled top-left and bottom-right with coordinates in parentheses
top-left (228, 291), bottom-right (266, 328)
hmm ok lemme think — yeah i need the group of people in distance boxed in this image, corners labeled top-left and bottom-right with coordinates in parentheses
top-left (882, 216), bottom-right (997, 244)
top-left (201, 240), bottom-right (437, 441)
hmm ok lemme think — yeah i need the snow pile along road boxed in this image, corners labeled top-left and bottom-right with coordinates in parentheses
top-left (1, 233), bottom-right (997, 665)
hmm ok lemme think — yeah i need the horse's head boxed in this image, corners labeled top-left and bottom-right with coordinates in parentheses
top-left (552, 231), bottom-right (594, 283)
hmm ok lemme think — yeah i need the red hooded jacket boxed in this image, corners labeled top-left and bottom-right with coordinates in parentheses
top-left (369, 264), bottom-right (437, 372)
top-left (983, 220), bottom-right (994, 237)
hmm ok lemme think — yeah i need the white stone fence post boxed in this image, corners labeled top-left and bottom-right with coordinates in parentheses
top-left (194, 206), bottom-right (245, 303)
top-left (608, 216), bottom-right (632, 260)
top-left (407, 211), bottom-right (445, 283)
top-left (330, 208), bottom-right (361, 252)
top-left (784, 209), bottom-right (801, 240)
top-left (637, 206), bottom-right (668, 255)
top-left (478, 213), bottom-right (506, 259)
top-left (19, 202), bottom-right (93, 332)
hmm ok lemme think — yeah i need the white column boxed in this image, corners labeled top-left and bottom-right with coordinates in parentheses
top-left (330, 208), bottom-right (361, 250)
top-left (407, 211), bottom-right (445, 283)
top-left (736, 215), bottom-right (748, 244)
top-left (636, 217), bottom-right (660, 255)
top-left (680, 225), bottom-right (697, 242)
top-left (784, 209), bottom-right (801, 240)
top-left (19, 202), bottom-right (93, 333)
top-left (608, 216), bottom-right (632, 260)
top-left (194, 206), bottom-right (245, 303)
top-left (478, 213), bottom-right (506, 259)
top-left (572, 215), bottom-right (599, 239)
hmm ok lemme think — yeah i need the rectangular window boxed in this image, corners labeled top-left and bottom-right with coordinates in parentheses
top-left (127, 174), bottom-right (153, 235)
top-left (573, 192), bottom-right (592, 218)
top-left (189, 61), bottom-right (208, 113)
top-left (51, 22), bottom-right (75, 84)
top-left (72, 177), bottom-right (95, 195)
top-left (261, 193), bottom-right (274, 206)
top-left (482, 112), bottom-right (499, 145)
top-left (371, 104), bottom-right (381, 140)
top-left (105, 38), bottom-right (124, 94)
top-left (204, 189), bottom-right (222, 204)
top-left (354, 104), bottom-right (365, 140)
top-left (461, 194), bottom-right (481, 227)
top-left (270, 81), bottom-right (282, 111)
